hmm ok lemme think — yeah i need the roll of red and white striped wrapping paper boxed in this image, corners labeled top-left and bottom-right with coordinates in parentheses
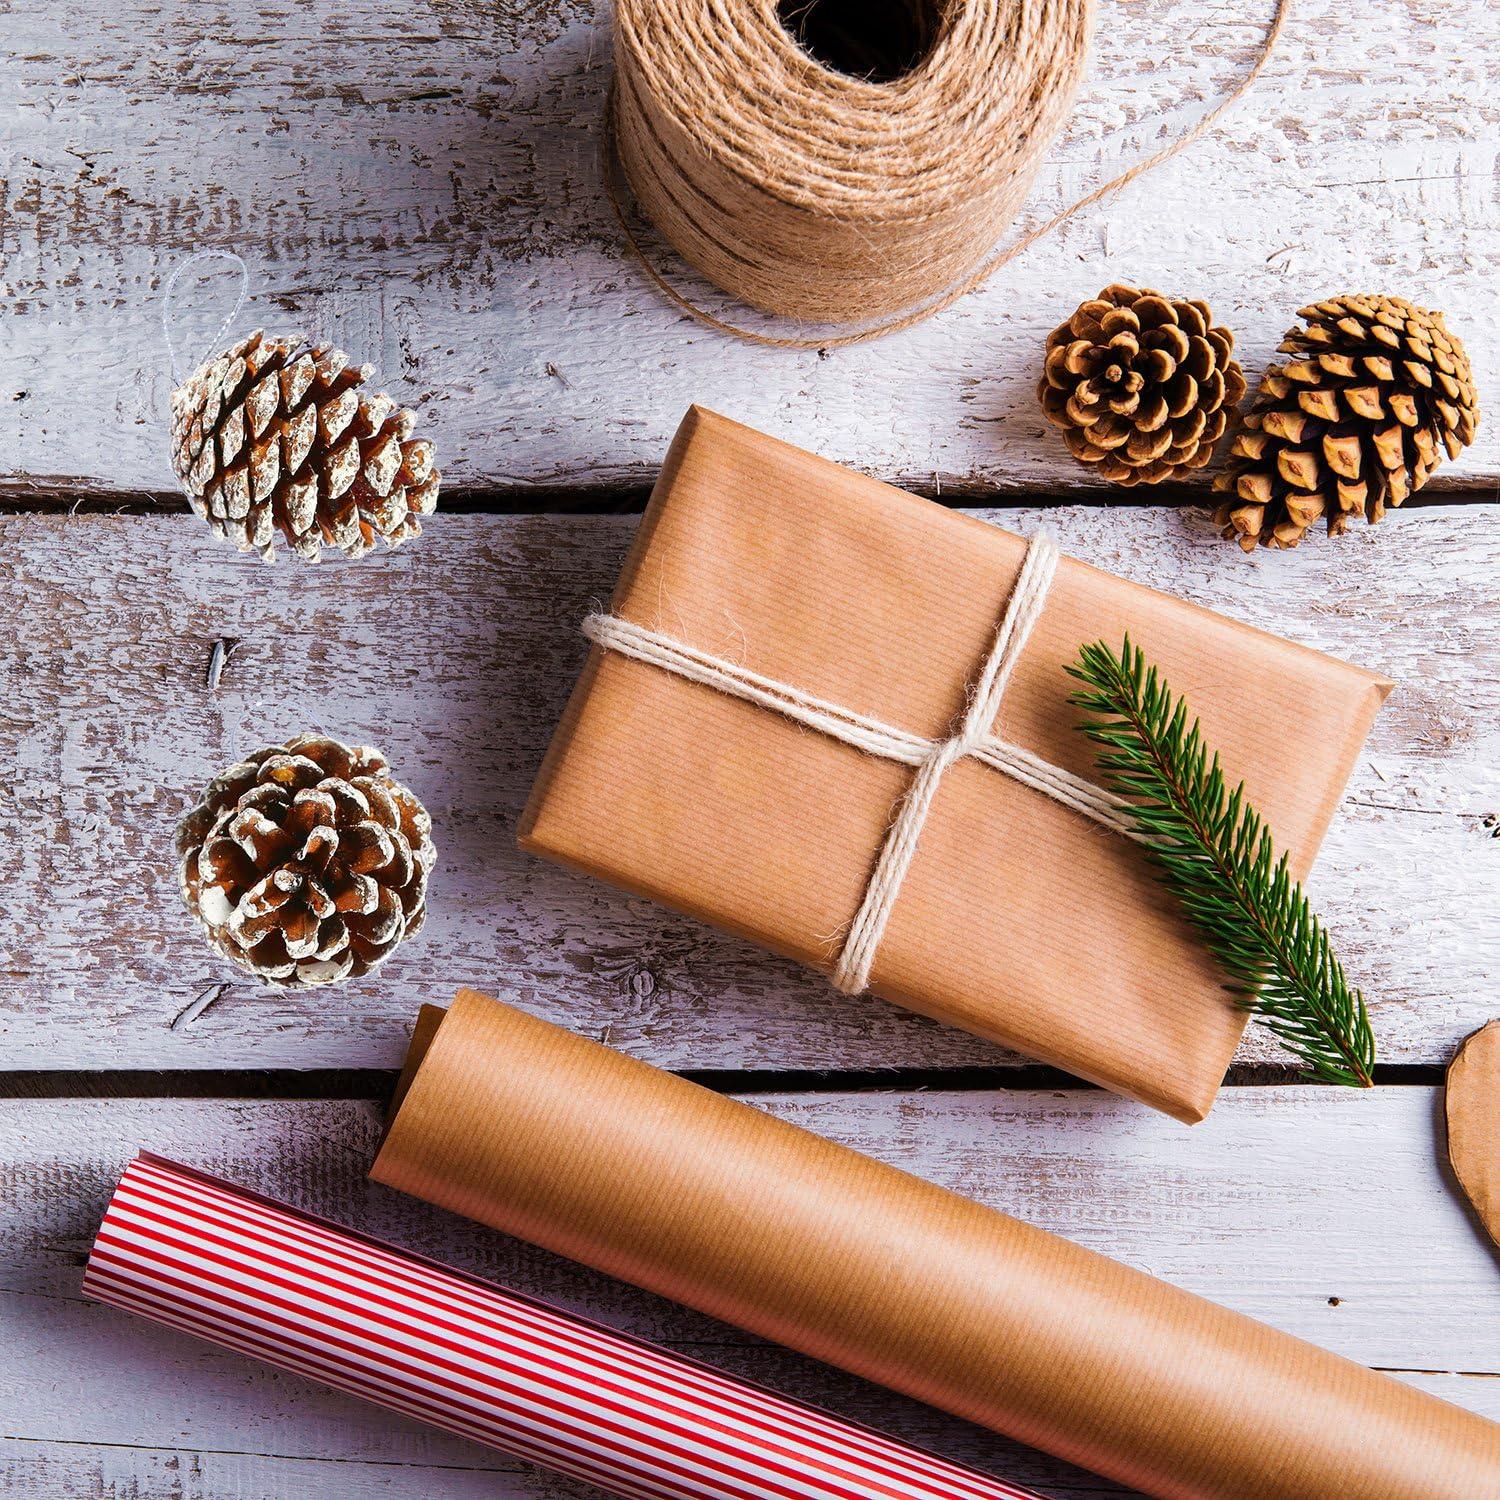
top-left (84, 1155), bottom-right (1041, 1500)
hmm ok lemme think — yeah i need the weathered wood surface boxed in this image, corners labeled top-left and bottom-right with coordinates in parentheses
top-left (1, 0), bottom-right (1496, 498)
top-left (3, 0), bottom-right (1495, 1487)
top-left (5, 1089), bottom-right (1498, 1499)
top-left (2, 505), bottom-right (1495, 1072)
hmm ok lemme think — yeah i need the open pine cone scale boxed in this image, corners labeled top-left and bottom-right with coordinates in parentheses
top-left (177, 736), bottom-right (434, 987)
top-left (171, 331), bottom-right (439, 562)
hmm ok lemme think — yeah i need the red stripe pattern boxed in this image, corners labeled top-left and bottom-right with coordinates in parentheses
top-left (84, 1155), bottom-right (1040, 1500)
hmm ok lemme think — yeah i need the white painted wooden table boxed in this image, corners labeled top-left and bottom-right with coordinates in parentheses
top-left (2, 2), bottom-right (1497, 1496)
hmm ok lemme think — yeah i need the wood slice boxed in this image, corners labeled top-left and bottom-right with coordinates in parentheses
top-left (1447, 1020), bottom-right (1500, 1248)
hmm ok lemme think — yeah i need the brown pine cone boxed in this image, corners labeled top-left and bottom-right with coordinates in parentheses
top-left (171, 331), bottom-right (439, 562)
top-left (1214, 294), bottom-right (1479, 551)
top-left (1039, 285), bottom-right (1246, 485)
top-left (176, 735), bottom-right (435, 987)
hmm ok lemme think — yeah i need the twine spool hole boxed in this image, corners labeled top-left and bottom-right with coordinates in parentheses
top-left (776, 0), bottom-right (947, 84)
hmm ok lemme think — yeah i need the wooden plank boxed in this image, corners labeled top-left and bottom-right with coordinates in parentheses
top-left (2, 506), bottom-right (1495, 1072)
top-left (4, 1089), bottom-right (1498, 1498)
top-left (0, 0), bottom-right (1495, 497)
top-left (9, 1374), bottom-right (1494, 1500)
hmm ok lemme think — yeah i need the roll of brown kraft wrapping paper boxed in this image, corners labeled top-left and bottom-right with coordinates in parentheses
top-left (372, 992), bottom-right (1500, 1500)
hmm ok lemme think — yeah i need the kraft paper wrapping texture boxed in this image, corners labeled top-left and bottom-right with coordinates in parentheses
top-left (87, 1156), bottom-right (1044, 1500)
top-left (373, 991), bottom-right (1500, 1500)
top-left (518, 408), bottom-right (1391, 1122)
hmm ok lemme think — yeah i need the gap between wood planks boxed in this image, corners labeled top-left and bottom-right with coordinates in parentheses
top-left (0, 1062), bottom-right (1448, 1100)
top-left (0, 481), bottom-right (1495, 516)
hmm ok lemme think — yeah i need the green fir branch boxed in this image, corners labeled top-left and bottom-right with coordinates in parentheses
top-left (1066, 637), bottom-right (1375, 1088)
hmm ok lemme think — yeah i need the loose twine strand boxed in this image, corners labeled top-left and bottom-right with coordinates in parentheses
top-left (606, 0), bottom-right (1293, 348)
top-left (161, 250), bottom-right (250, 386)
top-left (583, 533), bottom-right (1140, 995)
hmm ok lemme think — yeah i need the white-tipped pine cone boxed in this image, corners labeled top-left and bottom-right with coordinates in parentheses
top-left (170, 331), bottom-right (439, 562)
top-left (176, 735), bottom-right (435, 987)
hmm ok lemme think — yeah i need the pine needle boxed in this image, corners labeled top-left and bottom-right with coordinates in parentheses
top-left (1066, 637), bottom-right (1375, 1088)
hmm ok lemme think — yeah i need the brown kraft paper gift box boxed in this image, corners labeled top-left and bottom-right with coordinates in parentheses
top-left (519, 407), bottom-right (1390, 1121)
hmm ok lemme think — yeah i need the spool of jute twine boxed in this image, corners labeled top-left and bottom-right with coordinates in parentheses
top-left (609, 0), bottom-right (1294, 348)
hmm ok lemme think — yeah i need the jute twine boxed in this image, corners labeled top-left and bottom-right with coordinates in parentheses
top-left (609, 0), bottom-right (1293, 348)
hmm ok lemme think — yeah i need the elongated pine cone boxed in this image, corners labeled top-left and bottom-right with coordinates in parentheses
top-left (176, 735), bottom-right (435, 987)
top-left (1039, 285), bottom-right (1246, 485)
top-left (1214, 295), bottom-right (1478, 550)
top-left (171, 331), bottom-right (439, 562)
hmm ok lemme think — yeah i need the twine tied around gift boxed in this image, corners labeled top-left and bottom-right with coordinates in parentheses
top-left (583, 532), bottom-right (1139, 995)
top-left (607, 0), bottom-right (1295, 347)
